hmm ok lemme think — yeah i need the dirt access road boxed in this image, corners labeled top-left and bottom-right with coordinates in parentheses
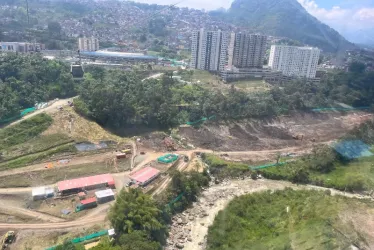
top-left (6, 97), bottom-right (75, 127)
top-left (168, 178), bottom-right (374, 250)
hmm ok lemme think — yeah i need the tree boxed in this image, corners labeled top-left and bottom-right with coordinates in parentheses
top-left (349, 61), bottom-right (366, 74)
top-left (118, 231), bottom-right (160, 250)
top-left (48, 21), bottom-right (62, 37)
top-left (108, 189), bottom-right (164, 236)
top-left (139, 34), bottom-right (147, 43)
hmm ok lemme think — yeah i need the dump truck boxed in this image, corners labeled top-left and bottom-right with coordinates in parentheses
top-left (1, 231), bottom-right (15, 249)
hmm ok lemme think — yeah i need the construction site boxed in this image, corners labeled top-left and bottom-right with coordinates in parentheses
top-left (0, 96), bottom-right (374, 250)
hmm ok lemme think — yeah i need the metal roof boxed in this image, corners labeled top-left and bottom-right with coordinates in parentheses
top-left (95, 189), bottom-right (115, 198)
top-left (80, 50), bottom-right (157, 60)
top-left (32, 187), bottom-right (46, 196)
top-left (57, 174), bottom-right (114, 192)
top-left (80, 197), bottom-right (97, 205)
top-left (130, 167), bottom-right (160, 184)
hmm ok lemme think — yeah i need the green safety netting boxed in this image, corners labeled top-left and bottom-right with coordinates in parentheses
top-left (20, 107), bottom-right (36, 116)
top-left (250, 162), bottom-right (286, 170)
top-left (186, 115), bottom-right (216, 126)
top-left (0, 107), bottom-right (36, 124)
top-left (45, 230), bottom-right (108, 250)
top-left (158, 154), bottom-right (179, 164)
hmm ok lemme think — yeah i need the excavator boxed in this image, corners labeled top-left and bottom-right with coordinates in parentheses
top-left (1, 231), bottom-right (15, 249)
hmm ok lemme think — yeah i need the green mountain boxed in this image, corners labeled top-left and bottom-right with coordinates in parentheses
top-left (219, 0), bottom-right (355, 52)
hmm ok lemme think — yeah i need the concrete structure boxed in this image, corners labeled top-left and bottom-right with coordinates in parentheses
top-left (95, 189), bottom-right (115, 204)
top-left (221, 67), bottom-right (283, 84)
top-left (130, 166), bottom-right (160, 186)
top-left (230, 33), bottom-right (267, 69)
top-left (80, 51), bottom-right (158, 64)
top-left (78, 36), bottom-right (99, 51)
top-left (190, 29), bottom-right (228, 72)
top-left (57, 174), bottom-right (115, 194)
top-left (0, 42), bottom-right (44, 53)
top-left (268, 45), bottom-right (320, 78)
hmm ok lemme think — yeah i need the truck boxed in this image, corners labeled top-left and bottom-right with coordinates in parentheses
top-left (1, 231), bottom-right (15, 249)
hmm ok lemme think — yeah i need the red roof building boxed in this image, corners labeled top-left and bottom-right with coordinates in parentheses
top-left (57, 174), bottom-right (114, 193)
top-left (130, 167), bottom-right (160, 186)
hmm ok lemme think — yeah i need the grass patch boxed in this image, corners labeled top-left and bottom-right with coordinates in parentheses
top-left (207, 189), bottom-right (371, 250)
top-left (202, 154), bottom-right (250, 178)
top-left (0, 159), bottom-right (130, 188)
top-left (0, 113), bottom-right (52, 150)
top-left (192, 70), bottom-right (219, 84)
top-left (0, 143), bottom-right (77, 171)
top-left (2, 133), bottom-right (74, 162)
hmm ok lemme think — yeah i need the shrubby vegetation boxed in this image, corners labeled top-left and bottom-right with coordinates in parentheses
top-left (0, 113), bottom-right (52, 151)
top-left (76, 62), bottom-right (374, 130)
top-left (207, 189), bottom-right (369, 250)
top-left (0, 54), bottom-right (76, 120)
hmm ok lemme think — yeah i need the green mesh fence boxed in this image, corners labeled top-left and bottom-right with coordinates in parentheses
top-left (186, 115), bottom-right (216, 126)
top-left (249, 162), bottom-right (286, 170)
top-left (45, 230), bottom-right (108, 250)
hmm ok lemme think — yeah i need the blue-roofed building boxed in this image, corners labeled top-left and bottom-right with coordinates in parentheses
top-left (80, 50), bottom-right (158, 63)
top-left (333, 140), bottom-right (373, 160)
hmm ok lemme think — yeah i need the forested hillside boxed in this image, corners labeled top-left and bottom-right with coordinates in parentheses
top-left (0, 54), bottom-right (75, 120)
top-left (76, 65), bottom-right (374, 129)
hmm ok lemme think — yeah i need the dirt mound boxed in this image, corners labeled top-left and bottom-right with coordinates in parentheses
top-left (178, 112), bottom-right (374, 151)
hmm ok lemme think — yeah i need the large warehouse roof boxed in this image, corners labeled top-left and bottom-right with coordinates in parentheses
top-left (57, 174), bottom-right (114, 192)
top-left (130, 167), bottom-right (160, 184)
top-left (80, 50), bottom-right (157, 60)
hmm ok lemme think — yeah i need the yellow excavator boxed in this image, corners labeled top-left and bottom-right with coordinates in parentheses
top-left (1, 231), bottom-right (15, 249)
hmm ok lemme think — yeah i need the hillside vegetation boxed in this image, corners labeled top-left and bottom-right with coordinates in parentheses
top-left (207, 189), bottom-right (373, 250)
top-left (0, 54), bottom-right (76, 120)
top-left (0, 113), bottom-right (76, 170)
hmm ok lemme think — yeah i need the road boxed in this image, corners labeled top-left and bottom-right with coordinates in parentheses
top-left (6, 97), bottom-right (75, 127)
top-left (141, 73), bottom-right (164, 82)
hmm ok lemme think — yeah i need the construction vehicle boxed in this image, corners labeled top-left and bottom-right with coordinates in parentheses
top-left (184, 155), bottom-right (189, 162)
top-left (1, 231), bottom-right (15, 249)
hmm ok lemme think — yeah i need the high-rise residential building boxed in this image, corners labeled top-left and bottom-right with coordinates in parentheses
top-left (231, 33), bottom-right (267, 68)
top-left (190, 29), bottom-right (228, 72)
top-left (78, 36), bottom-right (99, 51)
top-left (268, 45), bottom-right (320, 78)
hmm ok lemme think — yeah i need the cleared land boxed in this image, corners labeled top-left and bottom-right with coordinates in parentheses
top-left (0, 159), bottom-right (130, 188)
top-left (178, 112), bottom-right (373, 152)
top-left (231, 79), bottom-right (271, 92)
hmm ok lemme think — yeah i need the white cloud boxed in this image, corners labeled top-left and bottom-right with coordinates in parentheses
top-left (297, 0), bottom-right (374, 30)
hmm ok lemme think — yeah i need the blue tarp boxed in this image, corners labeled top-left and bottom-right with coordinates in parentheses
top-left (333, 140), bottom-right (373, 159)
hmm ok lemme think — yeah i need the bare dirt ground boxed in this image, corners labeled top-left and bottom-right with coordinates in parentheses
top-left (178, 112), bottom-right (373, 151)
top-left (166, 178), bottom-right (374, 250)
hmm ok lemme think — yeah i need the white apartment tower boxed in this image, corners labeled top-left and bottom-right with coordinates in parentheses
top-left (78, 36), bottom-right (99, 52)
top-left (268, 45), bottom-right (320, 78)
top-left (190, 29), bottom-right (228, 72)
top-left (231, 33), bottom-right (267, 68)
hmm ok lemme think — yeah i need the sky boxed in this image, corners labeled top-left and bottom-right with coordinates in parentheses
top-left (133, 0), bottom-right (374, 44)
